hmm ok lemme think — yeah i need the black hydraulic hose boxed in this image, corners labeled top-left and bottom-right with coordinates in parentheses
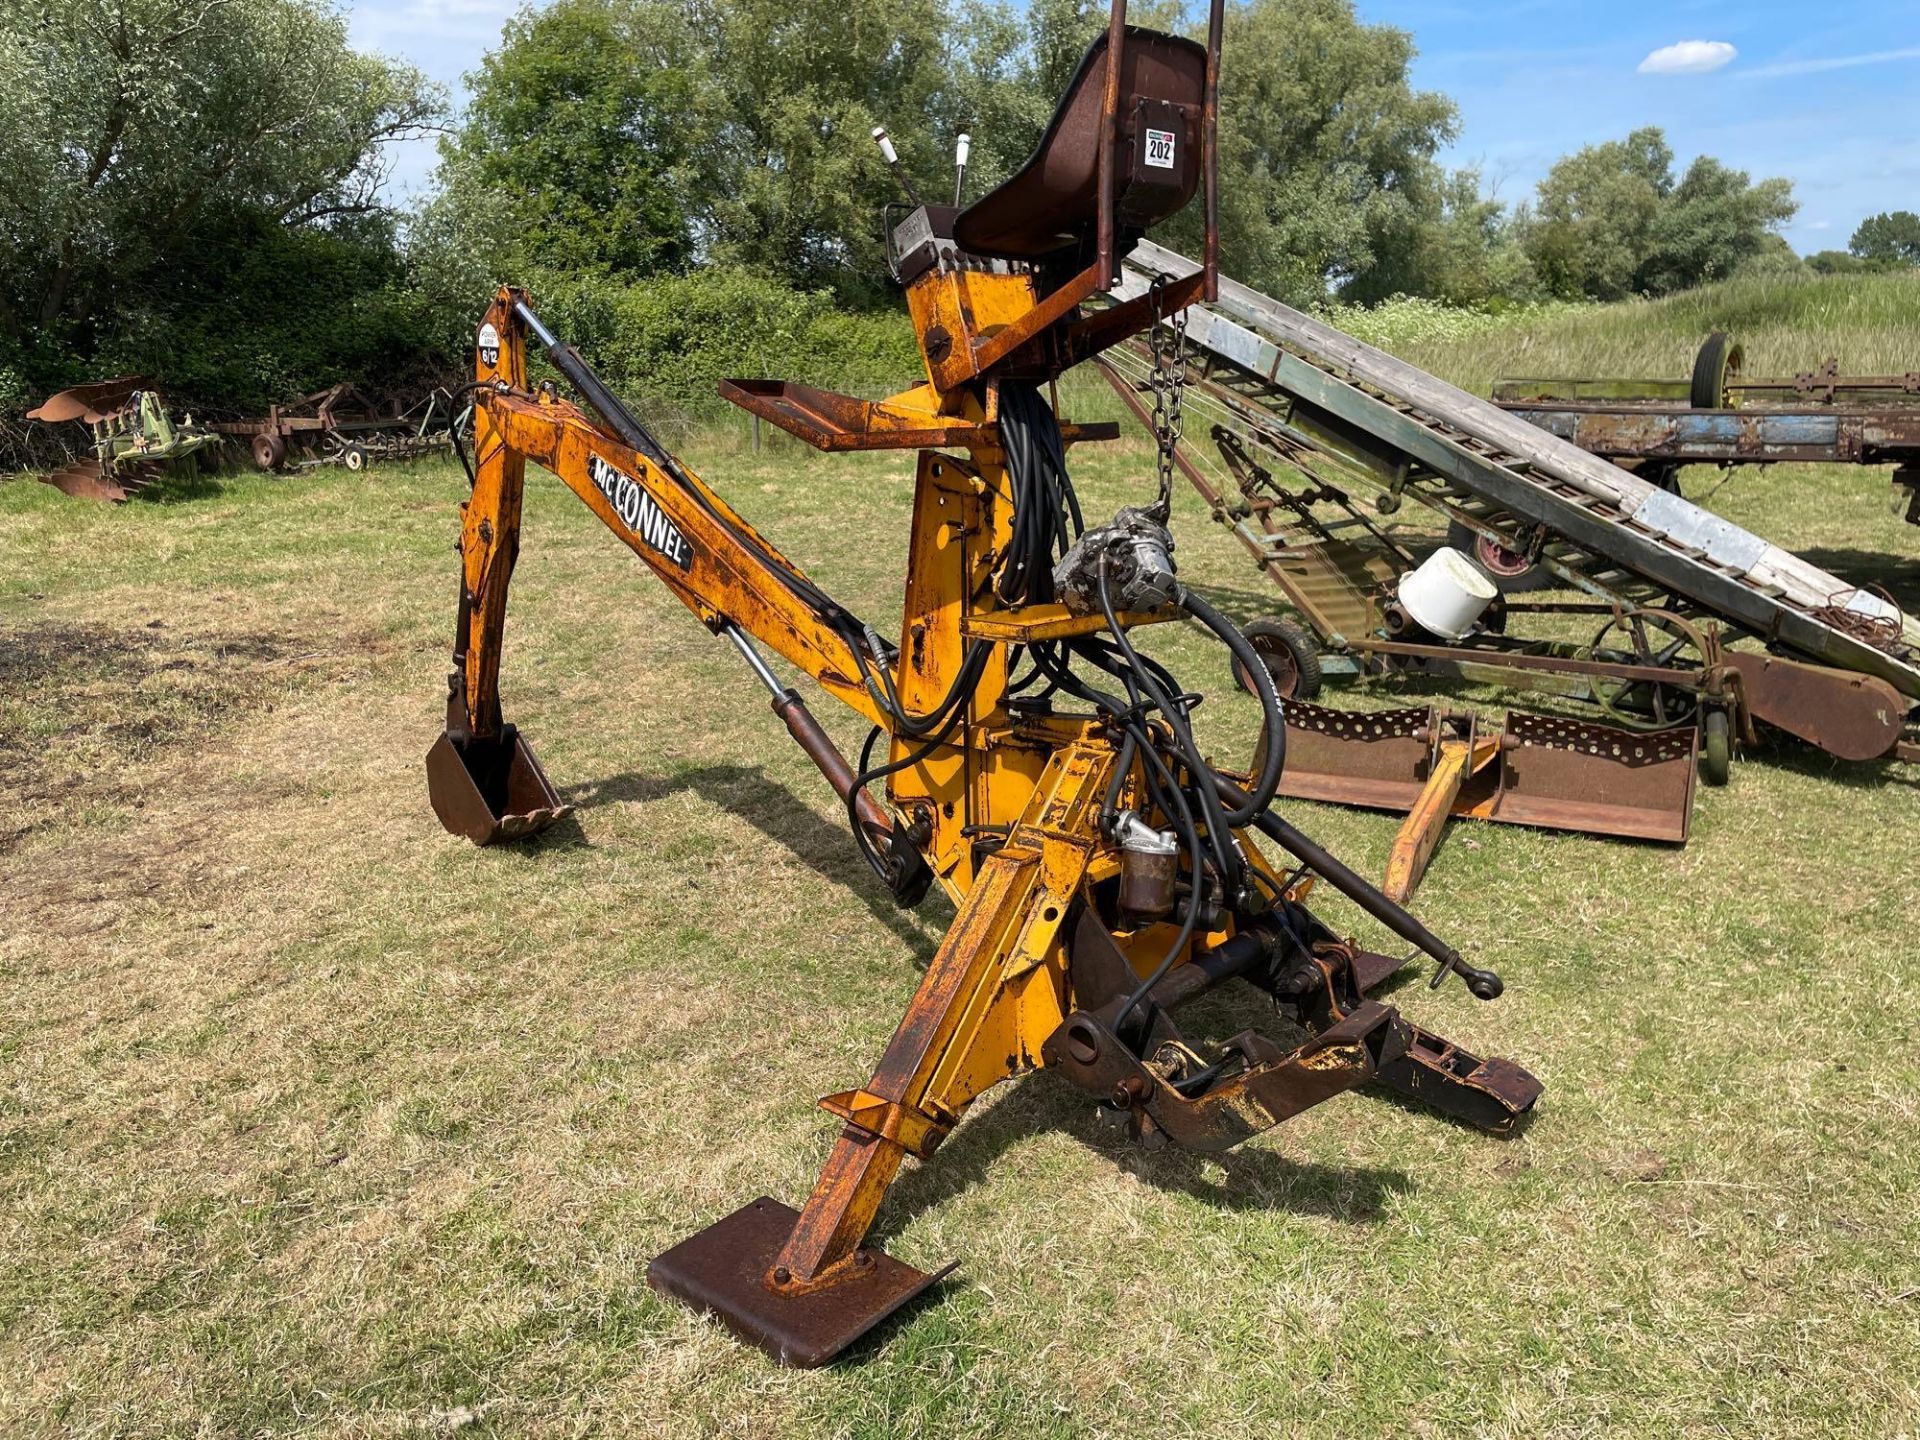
top-left (1099, 731), bottom-right (1137, 828)
top-left (444, 377), bottom-right (499, 490)
top-left (858, 631), bottom-right (989, 740)
top-left (1095, 571), bottom-right (1241, 892)
top-left (997, 382), bottom-right (1083, 604)
top-left (1214, 773), bottom-right (1504, 1001)
top-left (846, 710), bottom-right (968, 889)
top-left (1180, 588), bottom-right (1285, 821)
top-left (510, 299), bottom-right (865, 638)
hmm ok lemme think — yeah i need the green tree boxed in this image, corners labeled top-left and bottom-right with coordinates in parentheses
top-left (1168, 0), bottom-right (1457, 304)
top-left (1521, 128), bottom-right (1795, 300)
top-left (439, 0), bottom-right (701, 279)
top-left (688, 0), bottom-right (973, 297)
top-left (1522, 128), bottom-right (1673, 301)
top-left (1638, 156), bottom-right (1796, 293)
top-left (1808, 248), bottom-right (1874, 275)
top-left (1850, 210), bottom-right (1920, 266)
top-left (0, 0), bottom-right (442, 364)
top-left (1344, 167), bottom-right (1538, 307)
top-left (439, 0), bottom-right (1037, 301)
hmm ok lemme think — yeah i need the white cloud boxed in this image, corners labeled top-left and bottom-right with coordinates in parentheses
top-left (1638, 40), bottom-right (1738, 76)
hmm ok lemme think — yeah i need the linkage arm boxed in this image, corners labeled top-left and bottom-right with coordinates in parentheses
top-left (456, 288), bottom-right (884, 739)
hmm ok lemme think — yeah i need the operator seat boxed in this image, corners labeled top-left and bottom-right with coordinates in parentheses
top-left (953, 26), bottom-right (1207, 263)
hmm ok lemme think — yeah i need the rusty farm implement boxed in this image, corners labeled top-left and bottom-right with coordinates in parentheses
top-left (1094, 242), bottom-right (1918, 898)
top-left (1494, 331), bottom-right (1920, 512)
top-left (26, 376), bottom-right (222, 502)
top-left (212, 383), bottom-right (460, 473)
top-left (423, 6), bottom-right (1537, 1366)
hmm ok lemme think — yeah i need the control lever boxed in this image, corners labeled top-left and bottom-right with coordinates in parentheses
top-left (871, 125), bottom-right (921, 206)
top-left (1212, 771), bottom-right (1507, 1002)
top-left (953, 132), bottom-right (971, 205)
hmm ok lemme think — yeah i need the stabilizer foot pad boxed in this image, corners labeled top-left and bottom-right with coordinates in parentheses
top-left (647, 1197), bottom-right (954, 1368)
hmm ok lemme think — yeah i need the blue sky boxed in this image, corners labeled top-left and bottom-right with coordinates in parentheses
top-left (349, 0), bottom-right (1920, 253)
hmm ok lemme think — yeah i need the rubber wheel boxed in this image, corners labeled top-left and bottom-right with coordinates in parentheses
top-left (1690, 332), bottom-right (1743, 410)
top-left (251, 433), bottom-right (287, 472)
top-left (342, 444), bottom-right (368, 473)
top-left (1448, 519), bottom-right (1549, 594)
top-left (1231, 616), bottom-right (1322, 701)
top-left (1700, 708), bottom-right (1732, 786)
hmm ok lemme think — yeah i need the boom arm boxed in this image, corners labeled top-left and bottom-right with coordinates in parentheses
top-left (457, 289), bottom-right (883, 735)
top-left (437, 289), bottom-right (924, 883)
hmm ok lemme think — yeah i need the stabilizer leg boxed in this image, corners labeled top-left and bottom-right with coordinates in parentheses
top-left (649, 846), bottom-right (1052, 1366)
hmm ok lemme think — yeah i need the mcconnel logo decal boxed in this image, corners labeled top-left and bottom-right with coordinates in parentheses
top-left (588, 454), bottom-right (695, 571)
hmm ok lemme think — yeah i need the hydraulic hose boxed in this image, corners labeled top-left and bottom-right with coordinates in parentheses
top-left (1180, 587), bottom-right (1285, 821)
top-left (509, 299), bottom-right (864, 637)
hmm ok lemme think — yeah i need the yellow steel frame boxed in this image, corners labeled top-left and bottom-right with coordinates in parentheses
top-left (450, 254), bottom-right (1315, 1300)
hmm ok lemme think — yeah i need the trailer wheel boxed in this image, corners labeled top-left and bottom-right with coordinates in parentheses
top-left (1700, 708), bottom-right (1732, 786)
top-left (251, 433), bottom-right (287, 472)
top-left (1448, 519), bottom-right (1548, 594)
top-left (1232, 616), bottom-right (1322, 701)
top-left (1589, 608), bottom-right (1707, 730)
top-left (1690, 332), bottom-right (1743, 410)
top-left (341, 444), bottom-right (368, 473)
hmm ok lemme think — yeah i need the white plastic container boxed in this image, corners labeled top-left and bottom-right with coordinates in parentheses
top-left (1396, 546), bottom-right (1498, 641)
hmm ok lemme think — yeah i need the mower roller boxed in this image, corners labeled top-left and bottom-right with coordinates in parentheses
top-left (426, 3), bottom-right (1537, 1367)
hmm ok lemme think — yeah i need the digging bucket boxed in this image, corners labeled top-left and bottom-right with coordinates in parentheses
top-left (425, 725), bottom-right (571, 845)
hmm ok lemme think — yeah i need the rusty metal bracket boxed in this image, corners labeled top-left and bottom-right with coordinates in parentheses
top-left (1263, 699), bottom-right (1696, 901)
top-left (817, 1089), bottom-right (951, 1157)
top-left (1043, 909), bottom-right (1539, 1147)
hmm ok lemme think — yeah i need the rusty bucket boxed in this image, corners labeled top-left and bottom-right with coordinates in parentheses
top-left (425, 725), bottom-right (571, 845)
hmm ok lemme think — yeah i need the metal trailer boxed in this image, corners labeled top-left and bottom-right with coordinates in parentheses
top-left (210, 384), bottom-right (457, 473)
top-left (1492, 335), bottom-right (1920, 512)
top-left (1102, 240), bottom-right (1920, 774)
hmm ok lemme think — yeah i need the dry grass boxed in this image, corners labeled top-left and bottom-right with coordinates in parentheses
top-left (2, 393), bottom-right (1918, 1438)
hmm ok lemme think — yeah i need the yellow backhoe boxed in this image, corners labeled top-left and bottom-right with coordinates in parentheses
top-left (425, 3), bottom-right (1540, 1366)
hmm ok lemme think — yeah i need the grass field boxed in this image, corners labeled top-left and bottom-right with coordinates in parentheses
top-left (3, 289), bottom-right (1919, 1437)
top-left (1337, 266), bottom-right (1920, 398)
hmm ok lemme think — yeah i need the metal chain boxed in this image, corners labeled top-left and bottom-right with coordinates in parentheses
top-left (1146, 275), bottom-right (1189, 520)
